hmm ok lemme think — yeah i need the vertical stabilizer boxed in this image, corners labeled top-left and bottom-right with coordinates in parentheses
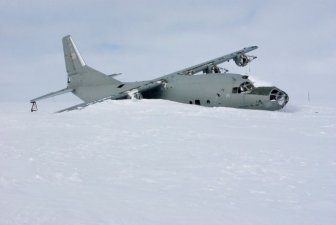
top-left (63, 35), bottom-right (86, 76)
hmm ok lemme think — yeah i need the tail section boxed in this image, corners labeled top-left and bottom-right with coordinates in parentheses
top-left (30, 35), bottom-right (122, 106)
top-left (62, 35), bottom-right (122, 102)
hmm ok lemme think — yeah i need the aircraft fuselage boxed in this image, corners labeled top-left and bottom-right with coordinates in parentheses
top-left (141, 73), bottom-right (288, 111)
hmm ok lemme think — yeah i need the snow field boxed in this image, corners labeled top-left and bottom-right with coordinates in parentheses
top-left (0, 100), bottom-right (335, 225)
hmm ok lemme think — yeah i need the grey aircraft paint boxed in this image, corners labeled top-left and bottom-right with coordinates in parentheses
top-left (30, 35), bottom-right (289, 112)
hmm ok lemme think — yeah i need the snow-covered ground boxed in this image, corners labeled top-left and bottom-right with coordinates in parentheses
top-left (1, 100), bottom-right (335, 225)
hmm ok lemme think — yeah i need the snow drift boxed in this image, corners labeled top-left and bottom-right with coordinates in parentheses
top-left (0, 100), bottom-right (335, 225)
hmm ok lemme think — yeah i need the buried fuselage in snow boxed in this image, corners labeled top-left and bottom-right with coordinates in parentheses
top-left (30, 35), bottom-right (289, 112)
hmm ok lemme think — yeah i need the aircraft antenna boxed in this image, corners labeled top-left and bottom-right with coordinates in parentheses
top-left (308, 91), bottom-right (311, 104)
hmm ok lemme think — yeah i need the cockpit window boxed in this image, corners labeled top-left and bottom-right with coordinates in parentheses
top-left (232, 82), bottom-right (254, 94)
top-left (232, 87), bottom-right (239, 93)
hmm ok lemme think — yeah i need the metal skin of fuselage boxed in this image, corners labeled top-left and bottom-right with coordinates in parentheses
top-left (71, 73), bottom-right (288, 111)
top-left (150, 74), bottom-right (288, 110)
top-left (30, 35), bottom-right (289, 112)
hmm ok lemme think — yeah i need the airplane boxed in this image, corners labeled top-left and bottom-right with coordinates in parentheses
top-left (30, 35), bottom-right (289, 112)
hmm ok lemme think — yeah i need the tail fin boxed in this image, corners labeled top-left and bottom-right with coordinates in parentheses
top-left (62, 35), bottom-right (86, 76)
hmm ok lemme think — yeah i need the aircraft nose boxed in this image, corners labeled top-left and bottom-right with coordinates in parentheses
top-left (269, 88), bottom-right (289, 108)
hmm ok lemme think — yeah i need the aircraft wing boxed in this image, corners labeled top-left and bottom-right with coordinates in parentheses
top-left (56, 80), bottom-right (163, 113)
top-left (166, 46), bottom-right (258, 76)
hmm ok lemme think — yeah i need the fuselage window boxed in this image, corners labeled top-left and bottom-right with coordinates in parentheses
top-left (207, 100), bottom-right (210, 104)
top-left (232, 87), bottom-right (239, 93)
top-left (189, 101), bottom-right (193, 104)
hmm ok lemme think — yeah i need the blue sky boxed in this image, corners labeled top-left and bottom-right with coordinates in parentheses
top-left (0, 0), bottom-right (335, 106)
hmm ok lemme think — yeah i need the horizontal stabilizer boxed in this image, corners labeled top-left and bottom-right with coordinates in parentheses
top-left (30, 88), bottom-right (73, 103)
top-left (56, 81), bottom-right (163, 113)
top-left (108, 73), bottom-right (122, 77)
top-left (56, 92), bottom-right (129, 113)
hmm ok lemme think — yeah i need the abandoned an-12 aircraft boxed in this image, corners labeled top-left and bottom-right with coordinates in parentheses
top-left (30, 35), bottom-right (288, 112)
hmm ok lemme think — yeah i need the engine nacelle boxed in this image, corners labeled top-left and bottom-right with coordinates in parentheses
top-left (234, 53), bottom-right (250, 67)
